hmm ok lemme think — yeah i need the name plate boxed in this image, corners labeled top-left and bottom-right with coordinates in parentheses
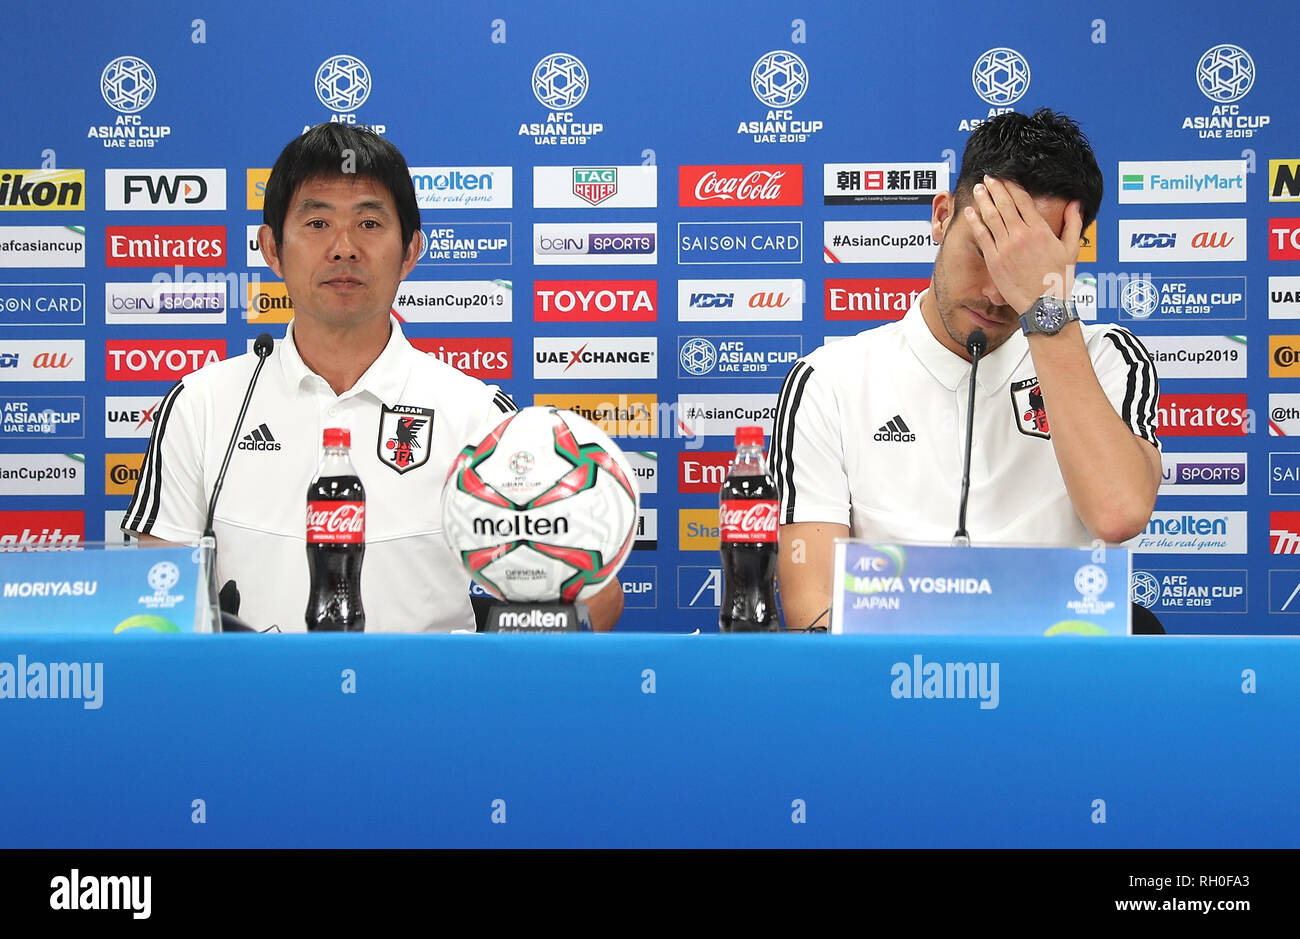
top-left (831, 541), bottom-right (1131, 635)
top-left (0, 544), bottom-right (209, 634)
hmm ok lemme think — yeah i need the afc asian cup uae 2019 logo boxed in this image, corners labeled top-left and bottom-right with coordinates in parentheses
top-left (679, 338), bottom-right (718, 377)
top-left (1196, 44), bottom-right (1255, 103)
top-left (971, 47), bottom-right (1030, 106)
top-left (1131, 571), bottom-right (1160, 609)
top-left (1121, 279), bottom-right (1160, 319)
top-left (101, 56), bottom-right (157, 114)
top-left (751, 50), bottom-right (809, 108)
top-left (316, 54), bottom-right (372, 112)
top-left (533, 53), bottom-right (589, 110)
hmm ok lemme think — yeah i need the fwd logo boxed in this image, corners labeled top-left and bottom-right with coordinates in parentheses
top-left (105, 169), bottom-right (226, 211)
top-left (1131, 233), bottom-right (1176, 248)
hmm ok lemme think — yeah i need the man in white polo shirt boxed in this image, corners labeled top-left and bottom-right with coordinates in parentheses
top-left (772, 110), bottom-right (1160, 632)
top-left (124, 124), bottom-right (623, 632)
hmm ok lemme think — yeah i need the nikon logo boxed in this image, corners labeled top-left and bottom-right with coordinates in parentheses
top-left (0, 170), bottom-right (86, 211)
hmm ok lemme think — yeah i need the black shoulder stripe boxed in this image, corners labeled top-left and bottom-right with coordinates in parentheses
top-left (1103, 328), bottom-right (1160, 445)
top-left (492, 390), bottom-right (518, 413)
top-left (124, 381), bottom-right (185, 534)
top-left (772, 360), bottom-right (815, 524)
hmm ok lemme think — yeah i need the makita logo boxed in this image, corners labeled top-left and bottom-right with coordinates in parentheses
top-left (679, 164), bottom-right (803, 207)
top-left (105, 340), bottom-right (224, 381)
top-left (1131, 233), bottom-right (1176, 248)
top-left (0, 511), bottom-right (83, 551)
top-left (105, 226), bottom-right (226, 267)
top-left (0, 171), bottom-right (85, 210)
top-left (874, 415), bottom-right (915, 442)
top-left (237, 423), bottom-right (280, 451)
top-left (534, 280), bottom-right (657, 321)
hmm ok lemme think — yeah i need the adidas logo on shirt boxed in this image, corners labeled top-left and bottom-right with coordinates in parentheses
top-left (237, 423), bottom-right (282, 451)
top-left (873, 415), bottom-right (916, 443)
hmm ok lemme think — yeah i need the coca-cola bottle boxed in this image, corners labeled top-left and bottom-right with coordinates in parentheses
top-left (719, 425), bottom-right (779, 632)
top-left (306, 427), bottom-right (366, 632)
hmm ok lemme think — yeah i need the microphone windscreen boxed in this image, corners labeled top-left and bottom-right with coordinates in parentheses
top-left (253, 333), bottom-right (274, 358)
top-left (966, 328), bottom-right (987, 357)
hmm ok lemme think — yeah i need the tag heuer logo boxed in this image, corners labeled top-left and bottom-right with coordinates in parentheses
top-left (573, 167), bottom-right (617, 205)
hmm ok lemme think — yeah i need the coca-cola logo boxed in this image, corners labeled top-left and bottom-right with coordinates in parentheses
top-left (679, 165), bottom-right (804, 207)
top-left (719, 500), bottom-right (778, 542)
top-left (307, 502), bottom-right (365, 543)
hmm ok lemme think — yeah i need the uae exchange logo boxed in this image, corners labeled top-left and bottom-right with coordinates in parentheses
top-left (315, 54), bottom-right (372, 113)
top-left (533, 53), bottom-right (589, 110)
top-left (1121, 279), bottom-right (1159, 319)
top-left (971, 47), bottom-right (1030, 106)
top-left (101, 56), bottom-right (157, 114)
top-left (1196, 44), bottom-right (1254, 103)
top-left (680, 338), bottom-right (718, 376)
top-left (751, 50), bottom-right (809, 108)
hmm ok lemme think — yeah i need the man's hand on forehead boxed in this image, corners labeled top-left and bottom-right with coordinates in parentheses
top-left (963, 175), bottom-right (1083, 314)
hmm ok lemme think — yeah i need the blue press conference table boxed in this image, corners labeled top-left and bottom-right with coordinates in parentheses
top-left (0, 633), bottom-right (1295, 848)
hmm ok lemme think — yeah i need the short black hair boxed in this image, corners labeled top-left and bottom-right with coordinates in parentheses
top-left (955, 108), bottom-right (1103, 232)
top-left (262, 123), bottom-right (420, 251)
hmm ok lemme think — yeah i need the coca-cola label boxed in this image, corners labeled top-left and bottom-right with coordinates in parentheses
top-left (679, 165), bottom-right (804, 207)
top-left (307, 502), bottom-right (365, 544)
top-left (719, 500), bottom-right (778, 543)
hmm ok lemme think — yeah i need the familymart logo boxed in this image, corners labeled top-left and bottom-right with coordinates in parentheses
top-left (0, 653), bottom-right (103, 709)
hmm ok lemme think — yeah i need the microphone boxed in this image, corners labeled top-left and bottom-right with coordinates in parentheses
top-left (205, 333), bottom-right (274, 538)
top-left (953, 328), bottom-right (987, 546)
top-left (203, 333), bottom-right (274, 630)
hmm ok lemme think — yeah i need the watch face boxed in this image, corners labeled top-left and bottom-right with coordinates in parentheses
top-left (1035, 299), bottom-right (1066, 333)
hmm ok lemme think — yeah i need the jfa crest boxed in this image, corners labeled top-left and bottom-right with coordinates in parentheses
top-left (378, 404), bottom-right (434, 473)
top-left (1010, 378), bottom-right (1050, 439)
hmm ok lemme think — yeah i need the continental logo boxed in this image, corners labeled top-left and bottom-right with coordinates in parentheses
top-left (532, 393), bottom-right (657, 437)
top-left (678, 508), bottom-right (719, 551)
top-left (246, 281), bottom-right (294, 323)
top-left (105, 452), bottom-right (144, 495)
top-left (246, 169), bottom-right (271, 210)
top-left (1078, 220), bottom-right (1097, 263)
top-left (1271, 336), bottom-right (1300, 377)
top-left (0, 170), bottom-right (86, 211)
top-left (1271, 160), bottom-right (1300, 202)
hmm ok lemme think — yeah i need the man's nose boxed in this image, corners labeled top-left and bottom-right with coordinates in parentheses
top-left (330, 227), bottom-right (358, 260)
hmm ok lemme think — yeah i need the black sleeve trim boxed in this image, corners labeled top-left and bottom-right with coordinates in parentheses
top-left (771, 360), bottom-right (815, 525)
top-left (1103, 328), bottom-right (1160, 446)
top-left (123, 381), bottom-right (186, 535)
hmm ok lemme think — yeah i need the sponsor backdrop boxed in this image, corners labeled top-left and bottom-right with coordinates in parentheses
top-left (1, 0), bottom-right (1298, 634)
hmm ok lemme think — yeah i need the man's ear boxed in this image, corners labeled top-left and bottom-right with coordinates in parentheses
top-left (931, 191), bottom-right (955, 245)
top-left (399, 227), bottom-right (423, 279)
top-left (257, 224), bottom-right (283, 279)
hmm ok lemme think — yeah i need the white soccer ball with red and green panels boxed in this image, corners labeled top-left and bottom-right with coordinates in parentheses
top-left (440, 406), bottom-right (640, 603)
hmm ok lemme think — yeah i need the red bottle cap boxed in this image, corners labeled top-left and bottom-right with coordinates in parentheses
top-left (323, 427), bottom-right (351, 448)
top-left (735, 426), bottom-right (764, 448)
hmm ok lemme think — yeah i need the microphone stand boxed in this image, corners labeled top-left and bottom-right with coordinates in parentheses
top-left (953, 328), bottom-right (987, 547)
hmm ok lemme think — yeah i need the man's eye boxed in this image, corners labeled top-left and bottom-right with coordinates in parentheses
top-left (361, 220), bottom-right (379, 229)
top-left (308, 220), bottom-right (326, 229)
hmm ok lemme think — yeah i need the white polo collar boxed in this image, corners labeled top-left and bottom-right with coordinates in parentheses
top-left (901, 290), bottom-right (1031, 396)
top-left (277, 313), bottom-right (410, 402)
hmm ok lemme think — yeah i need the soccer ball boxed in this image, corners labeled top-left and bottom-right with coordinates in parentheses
top-left (441, 406), bottom-right (640, 603)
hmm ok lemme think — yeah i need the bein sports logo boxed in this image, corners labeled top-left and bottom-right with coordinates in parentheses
top-left (533, 53), bottom-right (589, 110)
top-left (971, 47), bottom-right (1030, 106)
top-left (1121, 279), bottom-right (1160, 319)
top-left (315, 55), bottom-right (371, 112)
top-left (751, 50), bottom-right (808, 108)
top-left (1196, 44), bottom-right (1254, 104)
top-left (101, 56), bottom-right (156, 114)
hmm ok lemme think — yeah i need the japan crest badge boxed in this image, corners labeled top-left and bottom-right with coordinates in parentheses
top-left (378, 404), bottom-right (435, 474)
